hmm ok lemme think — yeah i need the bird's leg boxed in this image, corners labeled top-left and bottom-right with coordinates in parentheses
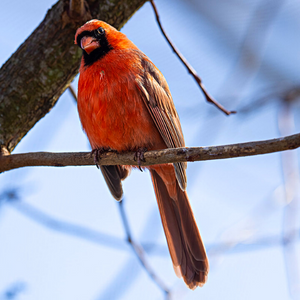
top-left (134, 147), bottom-right (147, 172)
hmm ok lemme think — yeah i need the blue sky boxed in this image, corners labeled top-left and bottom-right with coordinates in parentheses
top-left (0, 0), bottom-right (300, 299)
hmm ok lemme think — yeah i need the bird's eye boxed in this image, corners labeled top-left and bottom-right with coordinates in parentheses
top-left (95, 27), bottom-right (105, 38)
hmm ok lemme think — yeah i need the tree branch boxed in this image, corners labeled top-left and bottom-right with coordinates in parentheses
top-left (68, 85), bottom-right (78, 102)
top-left (149, 0), bottom-right (235, 116)
top-left (1, 133), bottom-right (299, 173)
top-left (0, 0), bottom-right (147, 153)
top-left (118, 200), bottom-right (169, 295)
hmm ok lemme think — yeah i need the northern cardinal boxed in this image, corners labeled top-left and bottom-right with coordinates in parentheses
top-left (75, 20), bottom-right (209, 289)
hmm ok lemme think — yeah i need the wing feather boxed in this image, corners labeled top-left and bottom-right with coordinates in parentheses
top-left (136, 55), bottom-right (187, 190)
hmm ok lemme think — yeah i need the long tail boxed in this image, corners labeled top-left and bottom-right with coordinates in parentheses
top-left (150, 165), bottom-right (209, 289)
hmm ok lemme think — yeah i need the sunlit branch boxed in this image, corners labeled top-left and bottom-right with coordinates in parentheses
top-left (1, 133), bottom-right (300, 173)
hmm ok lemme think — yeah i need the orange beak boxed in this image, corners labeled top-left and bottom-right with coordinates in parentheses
top-left (80, 36), bottom-right (99, 54)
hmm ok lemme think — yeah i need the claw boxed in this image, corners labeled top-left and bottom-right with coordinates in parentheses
top-left (91, 148), bottom-right (108, 168)
top-left (91, 149), bottom-right (99, 168)
top-left (134, 147), bottom-right (147, 172)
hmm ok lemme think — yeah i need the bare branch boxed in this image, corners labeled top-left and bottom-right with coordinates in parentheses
top-left (118, 200), bottom-right (169, 295)
top-left (9, 199), bottom-right (127, 251)
top-left (2, 189), bottom-right (169, 295)
top-left (68, 85), bottom-right (78, 102)
top-left (149, 0), bottom-right (235, 116)
top-left (207, 229), bottom-right (300, 256)
top-left (1, 133), bottom-right (300, 173)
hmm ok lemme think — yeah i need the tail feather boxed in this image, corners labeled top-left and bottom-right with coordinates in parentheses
top-left (100, 165), bottom-right (130, 201)
top-left (150, 167), bottom-right (209, 289)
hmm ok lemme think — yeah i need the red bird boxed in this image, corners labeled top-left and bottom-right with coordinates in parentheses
top-left (75, 20), bottom-right (209, 289)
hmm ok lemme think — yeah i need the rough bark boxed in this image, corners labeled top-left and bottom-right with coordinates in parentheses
top-left (0, 0), bottom-right (147, 153)
top-left (1, 132), bottom-right (299, 173)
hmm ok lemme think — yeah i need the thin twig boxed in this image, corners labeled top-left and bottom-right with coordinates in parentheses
top-left (207, 229), bottom-right (300, 256)
top-left (118, 199), bottom-right (170, 296)
top-left (68, 85), bottom-right (78, 103)
top-left (149, 0), bottom-right (235, 116)
top-left (10, 200), bottom-right (127, 251)
top-left (237, 86), bottom-right (300, 115)
top-left (2, 189), bottom-right (168, 295)
top-left (216, 0), bottom-right (284, 100)
top-left (1, 132), bottom-right (300, 173)
top-left (4, 190), bottom-right (300, 257)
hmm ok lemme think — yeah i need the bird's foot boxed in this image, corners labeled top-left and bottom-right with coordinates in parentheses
top-left (134, 147), bottom-right (147, 172)
top-left (91, 148), bottom-right (115, 168)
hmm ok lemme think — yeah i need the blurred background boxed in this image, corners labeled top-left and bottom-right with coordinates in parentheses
top-left (1, 0), bottom-right (300, 299)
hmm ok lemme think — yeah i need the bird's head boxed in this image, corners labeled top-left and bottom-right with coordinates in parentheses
top-left (75, 20), bottom-right (133, 66)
